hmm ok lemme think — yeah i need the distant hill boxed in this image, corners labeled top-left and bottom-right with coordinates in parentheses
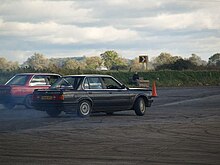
top-left (49, 56), bottom-right (86, 67)
top-left (20, 56), bottom-right (86, 68)
top-left (50, 57), bottom-right (85, 62)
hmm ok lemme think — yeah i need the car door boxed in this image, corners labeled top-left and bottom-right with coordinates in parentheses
top-left (83, 77), bottom-right (111, 111)
top-left (100, 76), bottom-right (132, 110)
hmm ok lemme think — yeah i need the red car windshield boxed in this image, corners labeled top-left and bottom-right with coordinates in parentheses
top-left (6, 75), bottom-right (29, 85)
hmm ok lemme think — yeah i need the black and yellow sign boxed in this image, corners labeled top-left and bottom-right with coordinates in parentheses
top-left (139, 56), bottom-right (148, 63)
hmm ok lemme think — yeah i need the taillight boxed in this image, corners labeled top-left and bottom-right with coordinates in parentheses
top-left (53, 94), bottom-right (64, 100)
top-left (32, 94), bottom-right (40, 100)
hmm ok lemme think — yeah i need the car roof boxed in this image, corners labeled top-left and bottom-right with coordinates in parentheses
top-left (63, 74), bottom-right (113, 78)
top-left (15, 73), bottom-right (61, 76)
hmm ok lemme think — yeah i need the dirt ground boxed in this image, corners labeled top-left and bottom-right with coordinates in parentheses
top-left (0, 86), bottom-right (220, 165)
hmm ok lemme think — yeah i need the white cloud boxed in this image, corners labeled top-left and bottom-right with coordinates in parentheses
top-left (106, 0), bottom-right (163, 9)
top-left (0, 50), bottom-right (33, 64)
top-left (0, 0), bottom-right (219, 63)
top-left (125, 9), bottom-right (220, 30)
top-left (0, 0), bottom-right (96, 24)
top-left (0, 20), bottom-right (139, 43)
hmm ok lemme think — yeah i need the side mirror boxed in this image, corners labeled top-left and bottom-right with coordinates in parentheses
top-left (121, 84), bottom-right (129, 89)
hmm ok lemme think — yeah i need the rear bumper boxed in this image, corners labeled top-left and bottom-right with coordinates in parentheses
top-left (32, 102), bottom-right (78, 112)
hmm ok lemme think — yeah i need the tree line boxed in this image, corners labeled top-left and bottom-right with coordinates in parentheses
top-left (0, 51), bottom-right (220, 72)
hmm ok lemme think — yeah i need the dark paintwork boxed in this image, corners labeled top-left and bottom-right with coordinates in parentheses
top-left (32, 75), bottom-right (153, 114)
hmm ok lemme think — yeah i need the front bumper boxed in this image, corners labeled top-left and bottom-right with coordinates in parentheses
top-left (147, 99), bottom-right (153, 107)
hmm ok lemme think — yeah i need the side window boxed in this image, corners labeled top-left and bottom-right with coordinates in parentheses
top-left (30, 75), bottom-right (49, 86)
top-left (6, 75), bottom-right (29, 85)
top-left (48, 75), bottom-right (60, 85)
top-left (102, 77), bottom-right (122, 89)
top-left (85, 77), bottom-right (103, 89)
top-left (83, 78), bottom-right (89, 89)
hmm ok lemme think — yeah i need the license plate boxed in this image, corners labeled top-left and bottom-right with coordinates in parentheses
top-left (41, 96), bottom-right (53, 100)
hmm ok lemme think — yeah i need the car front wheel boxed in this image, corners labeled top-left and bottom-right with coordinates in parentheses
top-left (24, 95), bottom-right (33, 109)
top-left (134, 97), bottom-right (146, 116)
top-left (77, 100), bottom-right (91, 117)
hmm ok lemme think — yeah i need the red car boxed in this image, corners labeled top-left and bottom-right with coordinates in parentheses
top-left (0, 73), bottom-right (61, 109)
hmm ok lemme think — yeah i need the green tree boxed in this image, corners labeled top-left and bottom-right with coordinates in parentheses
top-left (24, 53), bottom-right (49, 70)
top-left (130, 57), bottom-right (142, 71)
top-left (208, 53), bottom-right (220, 66)
top-left (47, 61), bottom-right (60, 72)
top-left (171, 59), bottom-right (196, 70)
top-left (189, 54), bottom-right (207, 66)
top-left (0, 57), bottom-right (9, 70)
top-left (152, 52), bottom-right (181, 68)
top-left (0, 57), bottom-right (19, 71)
top-left (156, 58), bottom-right (196, 70)
top-left (85, 56), bottom-right (102, 70)
top-left (100, 50), bottom-right (127, 70)
top-left (63, 59), bottom-right (85, 70)
top-left (216, 61), bottom-right (220, 67)
top-left (111, 57), bottom-right (128, 70)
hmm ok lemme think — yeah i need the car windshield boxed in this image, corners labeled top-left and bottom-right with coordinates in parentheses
top-left (51, 76), bottom-right (83, 90)
top-left (6, 75), bottom-right (29, 85)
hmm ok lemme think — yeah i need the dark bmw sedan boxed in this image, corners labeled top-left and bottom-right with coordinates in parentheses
top-left (32, 75), bottom-right (153, 117)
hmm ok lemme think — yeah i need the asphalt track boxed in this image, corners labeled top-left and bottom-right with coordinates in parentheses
top-left (0, 86), bottom-right (219, 165)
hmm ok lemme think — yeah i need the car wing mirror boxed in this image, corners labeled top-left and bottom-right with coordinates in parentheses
top-left (121, 84), bottom-right (129, 89)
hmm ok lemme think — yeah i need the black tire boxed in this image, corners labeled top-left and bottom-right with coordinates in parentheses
top-left (106, 112), bottom-right (114, 115)
top-left (24, 95), bottom-right (33, 109)
top-left (3, 103), bottom-right (15, 110)
top-left (46, 108), bottom-right (62, 117)
top-left (77, 100), bottom-right (92, 117)
top-left (134, 97), bottom-right (146, 116)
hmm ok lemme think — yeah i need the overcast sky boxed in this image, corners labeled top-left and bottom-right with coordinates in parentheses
top-left (0, 0), bottom-right (220, 63)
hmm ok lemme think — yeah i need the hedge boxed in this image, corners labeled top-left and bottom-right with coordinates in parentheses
top-left (0, 69), bottom-right (220, 87)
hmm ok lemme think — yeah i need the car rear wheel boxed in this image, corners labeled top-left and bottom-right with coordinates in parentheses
top-left (77, 100), bottom-right (91, 117)
top-left (24, 95), bottom-right (33, 109)
top-left (106, 112), bottom-right (114, 115)
top-left (46, 108), bottom-right (62, 117)
top-left (134, 97), bottom-right (146, 116)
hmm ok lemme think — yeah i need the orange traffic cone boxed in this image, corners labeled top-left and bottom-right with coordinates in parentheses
top-left (152, 81), bottom-right (158, 97)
